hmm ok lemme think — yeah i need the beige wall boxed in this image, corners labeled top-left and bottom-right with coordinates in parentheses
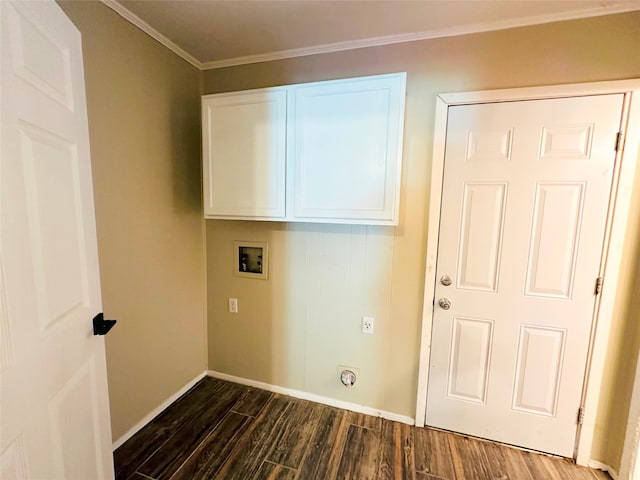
top-left (595, 147), bottom-right (640, 467)
top-left (203, 12), bottom-right (640, 470)
top-left (58, 1), bottom-right (207, 441)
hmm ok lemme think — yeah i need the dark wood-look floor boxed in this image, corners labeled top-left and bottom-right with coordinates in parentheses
top-left (115, 377), bottom-right (610, 480)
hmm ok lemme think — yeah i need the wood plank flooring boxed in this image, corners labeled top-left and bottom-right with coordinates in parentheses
top-left (114, 377), bottom-right (610, 480)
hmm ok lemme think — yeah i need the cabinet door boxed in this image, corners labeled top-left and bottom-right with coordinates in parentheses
top-left (202, 89), bottom-right (287, 219)
top-left (292, 73), bottom-right (405, 225)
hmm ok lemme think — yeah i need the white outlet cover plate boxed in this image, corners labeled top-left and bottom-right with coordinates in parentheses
top-left (362, 316), bottom-right (374, 334)
top-left (228, 297), bottom-right (238, 313)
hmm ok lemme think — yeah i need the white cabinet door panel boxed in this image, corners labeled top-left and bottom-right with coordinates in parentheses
top-left (292, 74), bottom-right (405, 224)
top-left (202, 89), bottom-right (287, 219)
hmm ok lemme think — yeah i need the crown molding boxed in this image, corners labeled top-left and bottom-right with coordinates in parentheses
top-left (100, 0), bottom-right (203, 69)
top-left (100, 0), bottom-right (639, 71)
top-left (201, 3), bottom-right (640, 69)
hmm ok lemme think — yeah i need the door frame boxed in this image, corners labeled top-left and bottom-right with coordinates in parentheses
top-left (414, 79), bottom-right (640, 467)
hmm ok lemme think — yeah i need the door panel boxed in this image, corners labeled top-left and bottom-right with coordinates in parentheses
top-left (49, 358), bottom-right (106, 479)
top-left (7, 1), bottom-right (74, 109)
top-left (1, 1), bottom-right (114, 478)
top-left (447, 316), bottom-right (493, 403)
top-left (512, 325), bottom-right (565, 416)
top-left (426, 94), bottom-right (624, 457)
top-left (19, 123), bottom-right (89, 329)
top-left (457, 182), bottom-right (507, 292)
top-left (525, 182), bottom-right (585, 299)
top-left (466, 128), bottom-right (513, 162)
top-left (540, 124), bottom-right (593, 160)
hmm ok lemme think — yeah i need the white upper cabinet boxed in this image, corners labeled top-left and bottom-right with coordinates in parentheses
top-left (201, 73), bottom-right (406, 225)
top-left (292, 73), bottom-right (406, 224)
top-left (202, 88), bottom-right (287, 219)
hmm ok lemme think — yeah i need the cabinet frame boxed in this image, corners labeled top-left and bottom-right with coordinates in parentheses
top-left (202, 72), bottom-right (407, 225)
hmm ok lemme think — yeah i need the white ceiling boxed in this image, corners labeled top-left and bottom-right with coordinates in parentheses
top-left (104, 0), bottom-right (640, 69)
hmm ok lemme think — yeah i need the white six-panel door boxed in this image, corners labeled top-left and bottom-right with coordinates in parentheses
top-left (0, 1), bottom-right (114, 478)
top-left (426, 95), bottom-right (624, 457)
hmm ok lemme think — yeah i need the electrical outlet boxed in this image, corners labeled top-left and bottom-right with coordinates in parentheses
top-left (362, 316), bottom-right (374, 334)
top-left (228, 297), bottom-right (238, 313)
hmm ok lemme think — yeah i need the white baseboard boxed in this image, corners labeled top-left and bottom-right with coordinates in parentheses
top-left (588, 460), bottom-right (619, 480)
top-left (112, 371), bottom-right (208, 451)
top-left (206, 370), bottom-right (415, 426)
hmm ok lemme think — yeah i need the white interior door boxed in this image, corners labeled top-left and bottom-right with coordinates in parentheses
top-left (426, 94), bottom-right (624, 457)
top-left (0, 1), bottom-right (114, 478)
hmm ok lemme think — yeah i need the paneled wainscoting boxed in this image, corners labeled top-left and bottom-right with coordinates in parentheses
top-left (114, 377), bottom-right (610, 480)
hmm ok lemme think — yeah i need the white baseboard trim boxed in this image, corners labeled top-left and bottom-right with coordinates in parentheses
top-left (112, 371), bottom-right (208, 451)
top-left (206, 370), bottom-right (415, 426)
top-left (588, 460), bottom-right (619, 480)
